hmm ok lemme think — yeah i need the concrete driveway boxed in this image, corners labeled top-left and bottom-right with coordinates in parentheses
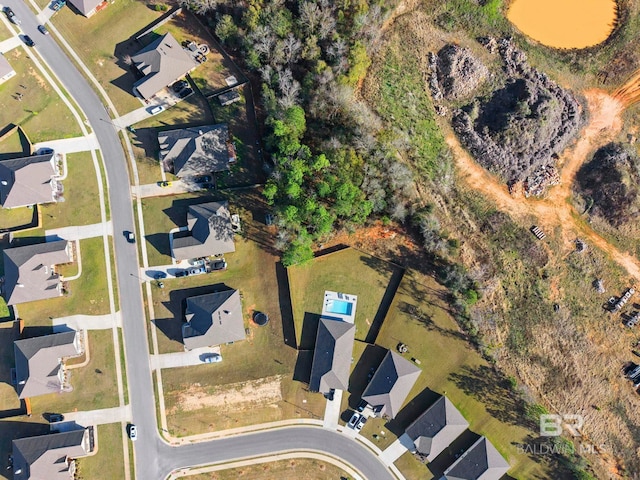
top-left (151, 346), bottom-right (221, 370)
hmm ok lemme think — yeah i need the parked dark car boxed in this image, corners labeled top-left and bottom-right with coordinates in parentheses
top-left (154, 272), bottom-right (167, 280)
top-left (39, 147), bottom-right (54, 155)
top-left (49, 413), bottom-right (64, 422)
top-left (177, 88), bottom-right (193, 99)
top-left (174, 270), bottom-right (188, 278)
top-left (38, 24), bottom-right (49, 35)
top-left (4, 7), bottom-right (20, 24)
top-left (211, 260), bottom-right (227, 271)
top-left (23, 35), bottom-right (35, 47)
top-left (125, 231), bottom-right (135, 243)
top-left (172, 80), bottom-right (188, 92)
top-left (193, 175), bottom-right (212, 184)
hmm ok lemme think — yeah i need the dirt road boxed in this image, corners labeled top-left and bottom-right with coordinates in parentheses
top-left (450, 86), bottom-right (640, 280)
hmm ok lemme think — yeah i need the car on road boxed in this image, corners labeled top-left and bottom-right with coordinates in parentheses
top-left (4, 7), bottom-right (20, 25)
top-left (211, 259), bottom-right (227, 271)
top-left (149, 105), bottom-right (164, 115)
top-left (22, 35), bottom-right (35, 47)
top-left (128, 424), bottom-right (137, 441)
top-left (172, 80), bottom-right (188, 92)
top-left (154, 272), bottom-right (167, 280)
top-left (202, 353), bottom-right (222, 363)
top-left (38, 24), bottom-right (49, 35)
top-left (347, 412), bottom-right (361, 429)
top-left (188, 266), bottom-right (205, 276)
top-left (355, 415), bottom-right (367, 431)
top-left (125, 231), bottom-right (135, 243)
top-left (177, 88), bottom-right (193, 99)
top-left (49, 413), bottom-right (64, 422)
top-left (174, 269), bottom-right (188, 278)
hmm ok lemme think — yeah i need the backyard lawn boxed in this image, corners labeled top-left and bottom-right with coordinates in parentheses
top-left (0, 49), bottom-right (81, 142)
top-left (30, 329), bottom-right (119, 415)
top-left (185, 458), bottom-right (351, 480)
top-left (288, 248), bottom-right (401, 346)
top-left (17, 237), bottom-right (110, 322)
top-left (50, 0), bottom-right (163, 114)
top-left (77, 423), bottom-right (127, 480)
top-left (41, 152), bottom-right (102, 229)
top-left (372, 269), bottom-right (551, 480)
top-left (0, 206), bottom-right (35, 231)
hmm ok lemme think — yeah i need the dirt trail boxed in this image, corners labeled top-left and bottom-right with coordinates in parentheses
top-left (451, 86), bottom-right (640, 280)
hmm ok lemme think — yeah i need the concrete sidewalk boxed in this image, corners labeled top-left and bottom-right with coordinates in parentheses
top-left (52, 312), bottom-right (121, 331)
top-left (62, 405), bottom-right (131, 426)
top-left (46, 221), bottom-right (112, 241)
top-left (378, 437), bottom-right (410, 465)
top-left (136, 181), bottom-right (208, 198)
top-left (151, 346), bottom-right (221, 370)
top-left (0, 37), bottom-right (20, 54)
top-left (34, 133), bottom-right (100, 154)
top-left (322, 390), bottom-right (343, 430)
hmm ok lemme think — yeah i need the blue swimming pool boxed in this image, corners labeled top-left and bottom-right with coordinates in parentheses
top-left (326, 299), bottom-right (353, 316)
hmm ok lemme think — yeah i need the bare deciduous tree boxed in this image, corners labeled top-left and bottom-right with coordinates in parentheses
top-left (283, 33), bottom-right (302, 65)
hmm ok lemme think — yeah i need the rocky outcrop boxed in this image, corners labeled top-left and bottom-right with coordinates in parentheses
top-left (452, 38), bottom-right (583, 194)
top-left (429, 44), bottom-right (488, 100)
top-left (577, 143), bottom-right (640, 226)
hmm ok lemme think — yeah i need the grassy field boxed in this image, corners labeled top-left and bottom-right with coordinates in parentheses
top-left (76, 423), bottom-right (126, 480)
top-left (17, 237), bottom-right (110, 321)
top-left (30, 329), bottom-right (119, 414)
top-left (0, 207), bottom-right (34, 230)
top-left (50, 0), bottom-right (163, 114)
top-left (185, 459), bottom-right (351, 480)
top-left (0, 49), bottom-right (80, 142)
top-left (288, 248), bottom-right (401, 346)
top-left (0, 127), bottom-right (24, 154)
top-left (149, 10), bottom-right (240, 96)
top-left (372, 269), bottom-right (553, 479)
top-left (41, 152), bottom-right (102, 229)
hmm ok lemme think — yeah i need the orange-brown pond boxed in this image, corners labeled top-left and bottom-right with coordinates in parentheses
top-left (507, 0), bottom-right (617, 49)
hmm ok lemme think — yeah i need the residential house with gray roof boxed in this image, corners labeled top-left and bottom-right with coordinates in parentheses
top-left (67, 0), bottom-right (107, 17)
top-left (440, 436), bottom-right (510, 480)
top-left (404, 396), bottom-right (469, 462)
top-left (2, 240), bottom-right (72, 306)
top-left (132, 33), bottom-right (198, 100)
top-left (309, 317), bottom-right (355, 394)
top-left (12, 428), bottom-right (91, 480)
top-left (0, 153), bottom-right (58, 209)
top-left (158, 124), bottom-right (234, 178)
top-left (0, 53), bottom-right (16, 85)
top-left (362, 350), bottom-right (421, 419)
top-left (172, 201), bottom-right (235, 261)
top-left (182, 289), bottom-right (245, 350)
top-left (14, 330), bottom-right (82, 399)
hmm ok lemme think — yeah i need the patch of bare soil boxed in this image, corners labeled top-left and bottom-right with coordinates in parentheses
top-left (173, 375), bottom-right (283, 413)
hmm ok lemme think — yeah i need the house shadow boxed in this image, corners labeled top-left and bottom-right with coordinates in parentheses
top-left (20, 325), bottom-right (55, 339)
top-left (145, 233), bottom-right (171, 259)
top-left (110, 37), bottom-right (149, 101)
top-left (298, 312), bottom-right (320, 351)
top-left (347, 343), bottom-right (388, 409)
top-left (130, 127), bottom-right (160, 160)
top-left (0, 421), bottom-right (50, 464)
top-left (154, 283), bottom-right (231, 346)
top-left (385, 387), bottom-right (441, 438)
top-left (293, 350), bottom-right (313, 384)
top-left (0, 321), bottom-right (18, 386)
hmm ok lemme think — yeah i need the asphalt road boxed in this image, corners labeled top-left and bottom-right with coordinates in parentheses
top-left (5, 3), bottom-right (395, 479)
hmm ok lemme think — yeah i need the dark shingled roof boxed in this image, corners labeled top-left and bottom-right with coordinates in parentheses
top-left (14, 331), bottom-right (81, 399)
top-left (132, 33), bottom-right (198, 100)
top-left (309, 317), bottom-right (355, 393)
top-left (0, 154), bottom-right (56, 208)
top-left (441, 436), bottom-right (510, 480)
top-left (182, 289), bottom-right (245, 350)
top-left (158, 124), bottom-right (231, 177)
top-left (67, 0), bottom-right (103, 16)
top-left (3, 240), bottom-right (71, 305)
top-left (405, 396), bottom-right (469, 461)
top-left (362, 350), bottom-right (421, 419)
top-left (13, 429), bottom-right (90, 480)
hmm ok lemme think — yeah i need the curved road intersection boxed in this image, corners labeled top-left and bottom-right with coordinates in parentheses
top-left (5, 1), bottom-right (396, 479)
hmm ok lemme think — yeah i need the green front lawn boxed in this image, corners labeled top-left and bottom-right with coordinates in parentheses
top-left (186, 458), bottom-right (351, 480)
top-left (41, 152), bottom-right (102, 229)
top-left (77, 423), bottom-right (126, 480)
top-left (288, 248), bottom-right (401, 345)
top-left (0, 49), bottom-right (81, 142)
top-left (18, 237), bottom-right (110, 322)
top-left (0, 17), bottom-right (12, 41)
top-left (50, 0), bottom-right (164, 114)
top-left (30, 329), bottom-right (119, 414)
top-left (374, 269), bottom-right (551, 480)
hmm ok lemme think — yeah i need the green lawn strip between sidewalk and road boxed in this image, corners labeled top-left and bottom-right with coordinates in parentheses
top-left (184, 458), bottom-right (352, 480)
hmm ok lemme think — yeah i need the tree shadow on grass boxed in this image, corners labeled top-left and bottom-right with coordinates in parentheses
top-left (396, 300), bottom-right (468, 342)
top-left (449, 364), bottom-right (533, 429)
